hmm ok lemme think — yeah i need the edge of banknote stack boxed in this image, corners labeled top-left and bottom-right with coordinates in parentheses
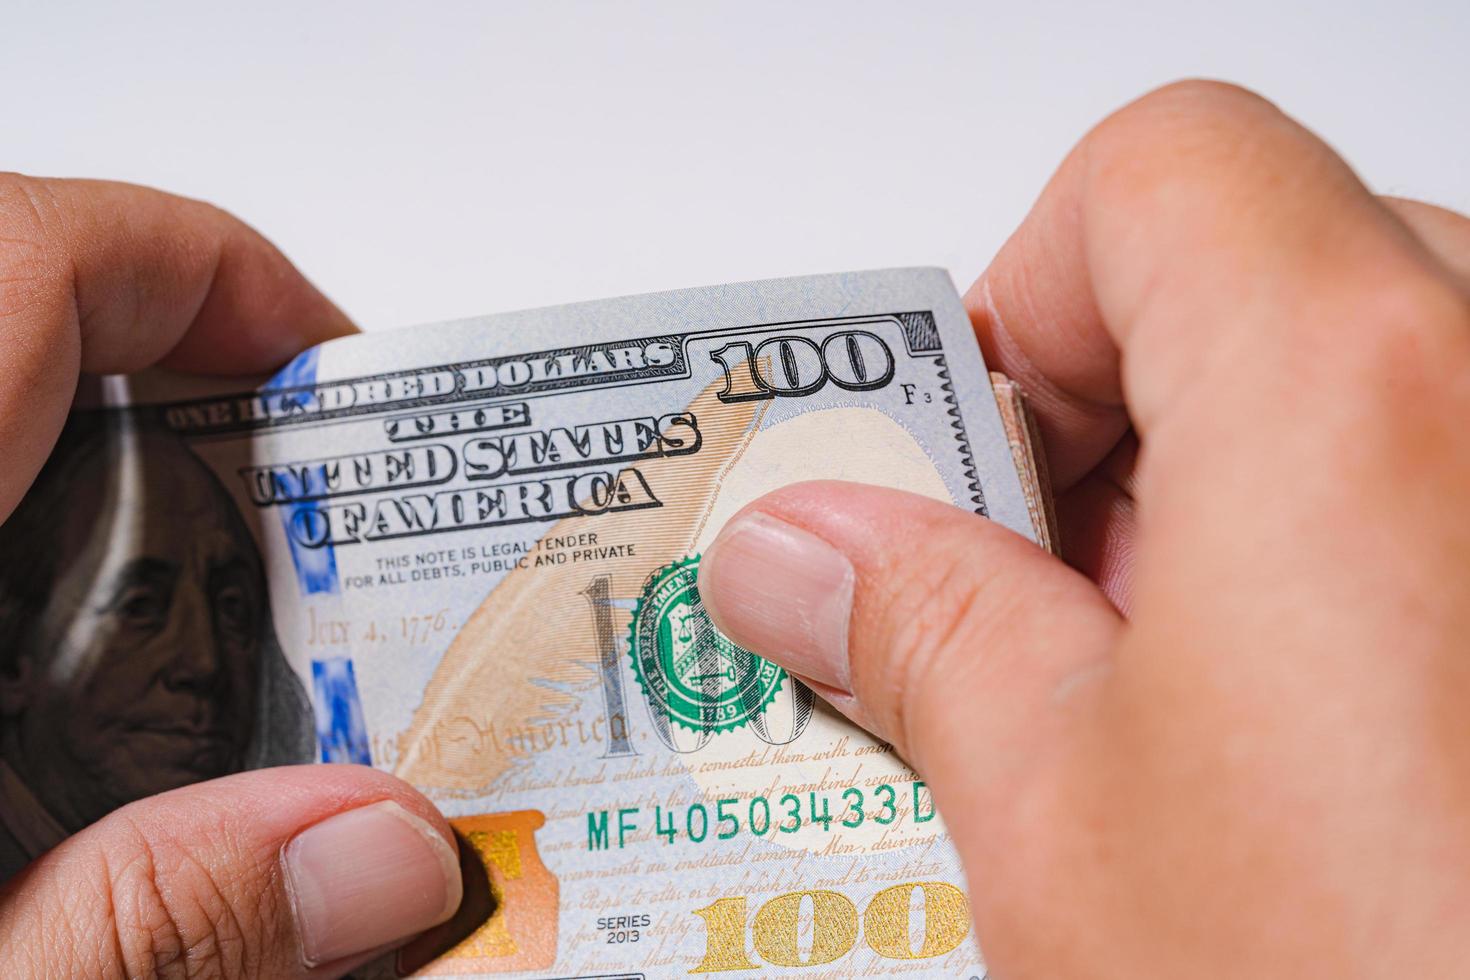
top-left (990, 372), bottom-right (1059, 554)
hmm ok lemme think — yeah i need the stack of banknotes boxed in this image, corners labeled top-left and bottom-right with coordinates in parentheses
top-left (0, 268), bottom-right (1054, 978)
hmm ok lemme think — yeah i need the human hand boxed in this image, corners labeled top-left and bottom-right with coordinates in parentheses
top-left (698, 81), bottom-right (1470, 977)
top-left (0, 176), bottom-right (462, 978)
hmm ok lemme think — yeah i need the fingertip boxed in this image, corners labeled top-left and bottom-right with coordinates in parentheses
top-left (283, 798), bottom-right (462, 967)
top-left (157, 226), bottom-right (358, 376)
top-left (2, 764), bottom-right (463, 979)
top-left (700, 480), bottom-right (1118, 767)
top-left (699, 507), bottom-right (856, 693)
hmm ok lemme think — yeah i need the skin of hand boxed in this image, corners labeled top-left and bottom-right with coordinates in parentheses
top-left (698, 80), bottom-right (1470, 978)
top-left (0, 176), bottom-right (463, 978)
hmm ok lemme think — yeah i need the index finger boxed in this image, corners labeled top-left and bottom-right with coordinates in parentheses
top-left (0, 174), bottom-right (355, 520)
top-left (966, 80), bottom-right (1469, 489)
top-left (966, 81), bottom-right (1470, 699)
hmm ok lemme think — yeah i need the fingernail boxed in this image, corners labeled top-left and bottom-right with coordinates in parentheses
top-left (282, 800), bottom-right (462, 966)
top-left (699, 511), bottom-right (855, 691)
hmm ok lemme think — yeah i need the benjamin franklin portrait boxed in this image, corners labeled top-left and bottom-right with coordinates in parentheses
top-left (0, 412), bottom-right (314, 879)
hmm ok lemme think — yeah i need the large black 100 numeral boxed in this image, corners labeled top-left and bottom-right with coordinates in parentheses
top-left (709, 330), bottom-right (895, 403)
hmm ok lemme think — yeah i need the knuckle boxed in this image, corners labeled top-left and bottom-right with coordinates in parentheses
top-left (97, 814), bottom-right (263, 979)
top-left (1135, 77), bottom-right (1274, 117)
top-left (1101, 78), bottom-right (1275, 148)
top-left (1356, 271), bottom-right (1470, 341)
top-left (1325, 272), bottom-right (1470, 396)
top-left (0, 174), bottom-right (72, 320)
top-left (0, 172), bottom-right (62, 253)
top-left (1353, 275), bottom-right (1470, 427)
top-left (1084, 78), bottom-right (1307, 203)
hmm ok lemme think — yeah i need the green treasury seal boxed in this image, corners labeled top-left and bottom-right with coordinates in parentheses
top-left (628, 556), bottom-right (785, 734)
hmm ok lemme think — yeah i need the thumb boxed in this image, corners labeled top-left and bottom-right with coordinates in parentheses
top-left (0, 765), bottom-right (462, 979)
top-left (697, 480), bottom-right (1121, 815)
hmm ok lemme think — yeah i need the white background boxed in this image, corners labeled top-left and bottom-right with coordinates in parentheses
top-left (3, 1), bottom-right (1465, 332)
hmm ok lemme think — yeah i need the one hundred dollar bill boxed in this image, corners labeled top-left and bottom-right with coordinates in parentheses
top-left (0, 268), bottom-right (1048, 978)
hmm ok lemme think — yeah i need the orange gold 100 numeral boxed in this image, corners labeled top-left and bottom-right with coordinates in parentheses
top-left (690, 881), bottom-right (971, 972)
